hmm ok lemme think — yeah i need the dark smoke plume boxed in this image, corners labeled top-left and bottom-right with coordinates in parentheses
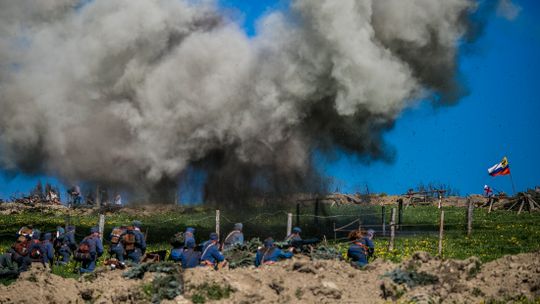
top-left (0, 0), bottom-right (515, 203)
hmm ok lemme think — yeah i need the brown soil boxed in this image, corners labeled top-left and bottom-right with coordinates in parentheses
top-left (1, 251), bottom-right (538, 304)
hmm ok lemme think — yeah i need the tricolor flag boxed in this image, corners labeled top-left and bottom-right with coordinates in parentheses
top-left (488, 157), bottom-right (510, 176)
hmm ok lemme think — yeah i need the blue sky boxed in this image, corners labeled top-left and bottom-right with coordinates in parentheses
top-left (1, 0), bottom-right (539, 201)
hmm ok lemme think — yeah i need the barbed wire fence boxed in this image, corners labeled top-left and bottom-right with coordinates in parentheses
top-left (1, 197), bottom-right (540, 258)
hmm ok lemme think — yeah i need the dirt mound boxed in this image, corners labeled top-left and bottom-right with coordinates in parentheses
top-left (0, 252), bottom-right (538, 303)
top-left (0, 264), bottom-right (151, 304)
top-left (380, 251), bottom-right (540, 303)
top-left (183, 256), bottom-right (393, 303)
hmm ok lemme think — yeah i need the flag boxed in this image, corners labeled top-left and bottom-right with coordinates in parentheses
top-left (488, 157), bottom-right (510, 176)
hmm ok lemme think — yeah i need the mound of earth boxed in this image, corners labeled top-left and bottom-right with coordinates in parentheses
top-left (0, 252), bottom-right (538, 303)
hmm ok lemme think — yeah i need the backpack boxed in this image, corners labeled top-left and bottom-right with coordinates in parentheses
top-left (122, 229), bottom-right (137, 252)
top-left (74, 238), bottom-right (92, 261)
top-left (110, 227), bottom-right (125, 245)
top-left (28, 240), bottom-right (42, 260)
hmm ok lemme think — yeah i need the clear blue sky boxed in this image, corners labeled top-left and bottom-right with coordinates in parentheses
top-left (1, 0), bottom-right (539, 200)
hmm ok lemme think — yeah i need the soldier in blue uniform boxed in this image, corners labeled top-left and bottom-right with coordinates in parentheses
top-left (78, 227), bottom-right (103, 273)
top-left (200, 233), bottom-right (225, 268)
top-left (171, 238), bottom-right (201, 269)
top-left (347, 229), bottom-right (374, 268)
top-left (285, 227), bottom-right (302, 243)
top-left (184, 227), bottom-right (196, 247)
top-left (119, 220), bottom-right (146, 264)
top-left (223, 223), bottom-right (244, 250)
top-left (255, 238), bottom-right (294, 267)
top-left (40, 233), bottom-right (54, 266)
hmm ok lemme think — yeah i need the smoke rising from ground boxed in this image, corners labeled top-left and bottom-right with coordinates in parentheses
top-left (0, 0), bottom-right (482, 202)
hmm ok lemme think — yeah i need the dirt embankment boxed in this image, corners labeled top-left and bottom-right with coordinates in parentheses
top-left (1, 251), bottom-right (538, 304)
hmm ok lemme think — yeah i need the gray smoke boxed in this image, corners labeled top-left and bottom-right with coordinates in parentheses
top-left (0, 0), bottom-right (480, 202)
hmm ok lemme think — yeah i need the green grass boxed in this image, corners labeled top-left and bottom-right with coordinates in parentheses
top-left (0, 205), bottom-right (539, 269)
top-left (333, 206), bottom-right (540, 263)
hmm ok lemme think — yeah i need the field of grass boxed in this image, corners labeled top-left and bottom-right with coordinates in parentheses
top-left (0, 203), bottom-right (539, 278)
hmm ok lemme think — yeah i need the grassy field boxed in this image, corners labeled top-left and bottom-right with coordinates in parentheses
top-left (0, 204), bottom-right (539, 280)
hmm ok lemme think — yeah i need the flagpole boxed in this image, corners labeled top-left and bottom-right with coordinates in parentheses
top-left (509, 172), bottom-right (517, 195)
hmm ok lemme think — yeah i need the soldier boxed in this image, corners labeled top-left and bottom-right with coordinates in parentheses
top-left (255, 237), bottom-right (293, 267)
top-left (200, 233), bottom-right (226, 269)
top-left (223, 223), bottom-right (244, 250)
top-left (109, 226), bottom-right (126, 262)
top-left (9, 233), bottom-right (31, 272)
top-left (55, 226), bottom-right (76, 265)
top-left (40, 233), bottom-right (54, 267)
top-left (171, 238), bottom-right (201, 269)
top-left (184, 227), bottom-right (196, 247)
top-left (119, 220), bottom-right (146, 264)
top-left (285, 227), bottom-right (302, 243)
top-left (76, 227), bottom-right (103, 273)
top-left (347, 229), bottom-right (374, 268)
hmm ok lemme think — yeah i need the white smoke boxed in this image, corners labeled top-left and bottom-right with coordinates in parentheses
top-left (0, 0), bottom-right (477, 200)
top-left (497, 0), bottom-right (522, 21)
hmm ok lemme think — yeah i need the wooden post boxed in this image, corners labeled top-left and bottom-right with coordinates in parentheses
top-left (381, 206), bottom-right (386, 236)
top-left (438, 193), bottom-right (442, 209)
top-left (333, 222), bottom-right (337, 242)
top-left (438, 211), bottom-right (445, 257)
top-left (287, 213), bottom-right (293, 237)
top-left (98, 214), bottom-right (105, 241)
top-left (517, 199), bottom-right (524, 214)
top-left (95, 185), bottom-right (101, 208)
top-left (466, 198), bottom-right (473, 237)
top-left (398, 199), bottom-right (403, 230)
top-left (215, 210), bottom-right (220, 239)
top-left (296, 203), bottom-right (300, 227)
top-left (388, 208), bottom-right (396, 251)
top-left (488, 198), bottom-right (494, 214)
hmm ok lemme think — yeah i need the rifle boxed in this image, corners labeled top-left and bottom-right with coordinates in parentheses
top-left (276, 238), bottom-right (321, 251)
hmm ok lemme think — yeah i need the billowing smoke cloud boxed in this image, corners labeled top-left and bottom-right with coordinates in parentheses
top-left (0, 0), bottom-right (478, 202)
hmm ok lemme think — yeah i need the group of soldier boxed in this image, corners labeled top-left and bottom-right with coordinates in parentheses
top-left (0, 220), bottom-right (376, 277)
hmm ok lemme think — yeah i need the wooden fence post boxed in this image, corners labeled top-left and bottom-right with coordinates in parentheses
top-left (438, 193), bottom-right (442, 209)
top-left (215, 210), bottom-right (220, 239)
top-left (466, 198), bottom-right (473, 236)
top-left (398, 199), bottom-right (403, 230)
top-left (287, 213), bottom-right (292, 237)
top-left (98, 214), bottom-right (105, 241)
top-left (438, 211), bottom-right (445, 257)
top-left (388, 208), bottom-right (396, 251)
top-left (488, 198), bottom-right (494, 214)
top-left (381, 206), bottom-right (386, 236)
